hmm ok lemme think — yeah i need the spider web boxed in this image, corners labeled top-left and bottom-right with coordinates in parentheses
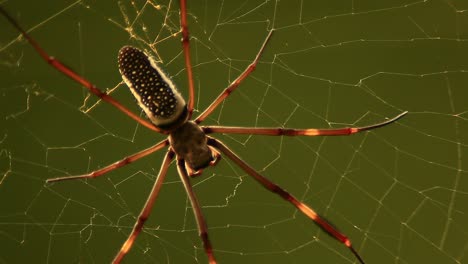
top-left (1, 0), bottom-right (467, 263)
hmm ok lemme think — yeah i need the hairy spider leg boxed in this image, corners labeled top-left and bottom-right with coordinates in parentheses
top-left (0, 7), bottom-right (161, 133)
top-left (202, 111), bottom-right (408, 136)
top-left (113, 150), bottom-right (174, 264)
top-left (46, 140), bottom-right (169, 182)
top-left (179, 0), bottom-right (195, 119)
top-left (208, 138), bottom-right (366, 264)
top-left (177, 159), bottom-right (217, 264)
top-left (195, 30), bottom-right (274, 124)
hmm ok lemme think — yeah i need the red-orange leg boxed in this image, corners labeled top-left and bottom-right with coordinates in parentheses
top-left (46, 140), bottom-right (169, 183)
top-left (179, 0), bottom-right (195, 118)
top-left (0, 7), bottom-right (161, 133)
top-left (208, 137), bottom-right (365, 264)
top-left (203, 111), bottom-right (407, 136)
top-left (113, 150), bottom-right (175, 264)
top-left (177, 159), bottom-right (217, 264)
top-left (195, 30), bottom-right (274, 124)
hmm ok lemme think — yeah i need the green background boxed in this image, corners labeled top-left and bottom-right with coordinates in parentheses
top-left (1, 0), bottom-right (467, 263)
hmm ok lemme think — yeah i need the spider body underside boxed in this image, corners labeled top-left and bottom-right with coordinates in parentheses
top-left (170, 120), bottom-right (217, 173)
top-left (0, 2), bottom-right (409, 264)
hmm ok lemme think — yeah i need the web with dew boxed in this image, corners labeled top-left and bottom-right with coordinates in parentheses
top-left (0, 0), bottom-right (467, 263)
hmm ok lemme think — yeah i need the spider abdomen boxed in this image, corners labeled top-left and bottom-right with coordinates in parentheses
top-left (169, 121), bottom-right (214, 172)
top-left (118, 46), bottom-right (187, 130)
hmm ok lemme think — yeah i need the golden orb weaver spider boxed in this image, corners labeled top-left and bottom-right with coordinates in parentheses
top-left (0, 1), bottom-right (407, 263)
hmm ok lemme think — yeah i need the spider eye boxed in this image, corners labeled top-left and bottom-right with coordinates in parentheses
top-left (118, 46), bottom-right (186, 128)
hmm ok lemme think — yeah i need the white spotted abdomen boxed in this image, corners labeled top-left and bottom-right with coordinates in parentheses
top-left (118, 46), bottom-right (187, 130)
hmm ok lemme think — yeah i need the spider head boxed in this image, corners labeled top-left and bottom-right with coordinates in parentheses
top-left (118, 46), bottom-right (188, 131)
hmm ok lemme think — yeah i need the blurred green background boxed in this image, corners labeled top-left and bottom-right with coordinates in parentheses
top-left (1, 0), bottom-right (467, 263)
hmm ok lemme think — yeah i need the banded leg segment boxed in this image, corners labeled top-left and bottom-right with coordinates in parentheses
top-left (0, 7), bottom-right (161, 133)
top-left (208, 137), bottom-right (365, 264)
top-left (47, 139), bottom-right (169, 183)
top-left (203, 111), bottom-right (407, 137)
top-left (177, 159), bottom-right (217, 264)
top-left (195, 30), bottom-right (274, 124)
top-left (113, 150), bottom-right (175, 264)
top-left (179, 0), bottom-right (195, 118)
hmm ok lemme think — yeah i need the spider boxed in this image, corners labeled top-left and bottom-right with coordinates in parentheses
top-left (1, 2), bottom-right (407, 264)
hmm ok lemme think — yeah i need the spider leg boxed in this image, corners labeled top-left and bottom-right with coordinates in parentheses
top-left (203, 111), bottom-right (407, 136)
top-left (177, 159), bottom-right (217, 264)
top-left (113, 150), bottom-right (174, 264)
top-left (208, 137), bottom-right (366, 264)
top-left (179, 0), bottom-right (195, 119)
top-left (0, 7), bottom-right (161, 133)
top-left (46, 140), bottom-right (169, 183)
top-left (195, 30), bottom-right (274, 124)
